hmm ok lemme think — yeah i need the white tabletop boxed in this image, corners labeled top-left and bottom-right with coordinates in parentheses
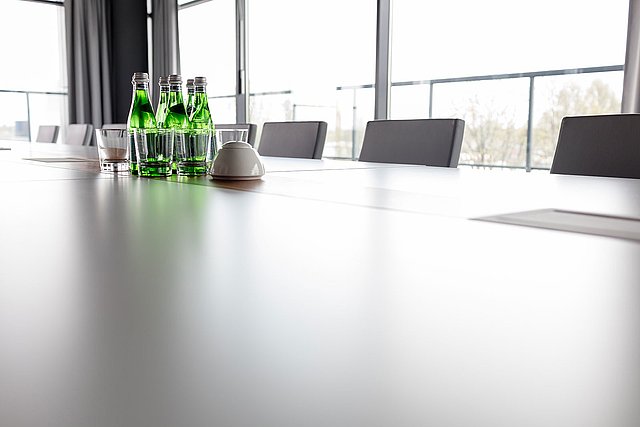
top-left (1, 141), bottom-right (639, 427)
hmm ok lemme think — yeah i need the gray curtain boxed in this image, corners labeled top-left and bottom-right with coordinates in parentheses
top-left (622, 0), bottom-right (640, 112)
top-left (65, 0), bottom-right (113, 143)
top-left (151, 0), bottom-right (181, 107)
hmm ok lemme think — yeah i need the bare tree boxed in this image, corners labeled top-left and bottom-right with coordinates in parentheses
top-left (456, 95), bottom-right (526, 167)
top-left (532, 79), bottom-right (620, 168)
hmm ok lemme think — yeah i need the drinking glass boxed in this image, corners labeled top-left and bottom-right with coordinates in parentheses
top-left (215, 128), bottom-right (248, 151)
top-left (176, 129), bottom-right (210, 176)
top-left (133, 128), bottom-right (173, 177)
top-left (95, 128), bottom-right (129, 172)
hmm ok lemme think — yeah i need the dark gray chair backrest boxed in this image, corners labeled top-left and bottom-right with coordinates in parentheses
top-left (215, 123), bottom-right (258, 147)
top-left (257, 121), bottom-right (327, 159)
top-left (550, 114), bottom-right (640, 179)
top-left (35, 125), bottom-right (60, 143)
top-left (358, 119), bottom-right (465, 167)
top-left (65, 124), bottom-right (94, 145)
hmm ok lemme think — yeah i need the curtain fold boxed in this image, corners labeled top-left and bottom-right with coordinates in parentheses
top-left (622, 0), bottom-right (640, 113)
top-left (65, 0), bottom-right (113, 143)
top-left (151, 0), bottom-right (181, 107)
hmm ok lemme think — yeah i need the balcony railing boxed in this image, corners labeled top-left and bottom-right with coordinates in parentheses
top-left (0, 89), bottom-right (68, 141)
top-left (337, 65), bottom-right (624, 170)
top-left (2, 65), bottom-right (623, 172)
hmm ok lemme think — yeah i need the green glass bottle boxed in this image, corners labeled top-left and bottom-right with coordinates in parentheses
top-left (126, 72), bottom-right (157, 175)
top-left (164, 74), bottom-right (189, 172)
top-left (155, 76), bottom-right (170, 128)
top-left (187, 76), bottom-right (215, 175)
top-left (185, 78), bottom-right (196, 118)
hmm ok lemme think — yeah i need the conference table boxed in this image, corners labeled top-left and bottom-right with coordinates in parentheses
top-left (1, 140), bottom-right (639, 427)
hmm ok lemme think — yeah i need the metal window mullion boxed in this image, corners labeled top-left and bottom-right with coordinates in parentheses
top-left (26, 93), bottom-right (32, 141)
top-left (526, 76), bottom-right (535, 172)
top-left (428, 82), bottom-right (434, 118)
top-left (622, 0), bottom-right (640, 112)
top-left (352, 89), bottom-right (357, 160)
top-left (236, 0), bottom-right (249, 123)
top-left (374, 0), bottom-right (392, 120)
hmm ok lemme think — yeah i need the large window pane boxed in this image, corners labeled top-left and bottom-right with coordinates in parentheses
top-left (432, 79), bottom-right (530, 167)
top-left (179, 0), bottom-right (236, 122)
top-left (0, 93), bottom-right (29, 140)
top-left (247, 0), bottom-right (376, 157)
top-left (0, 1), bottom-right (66, 92)
top-left (390, 84), bottom-right (430, 119)
top-left (29, 94), bottom-right (69, 143)
top-left (390, 0), bottom-right (628, 169)
top-left (336, 87), bottom-right (375, 159)
top-left (0, 1), bottom-right (67, 141)
top-left (531, 72), bottom-right (623, 169)
top-left (392, 0), bottom-right (627, 81)
top-left (210, 96), bottom-right (237, 124)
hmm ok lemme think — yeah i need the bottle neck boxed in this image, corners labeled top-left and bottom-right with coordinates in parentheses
top-left (195, 86), bottom-right (207, 101)
top-left (195, 92), bottom-right (208, 105)
top-left (169, 84), bottom-right (184, 102)
top-left (133, 82), bottom-right (150, 91)
top-left (159, 85), bottom-right (169, 93)
top-left (132, 82), bottom-right (151, 106)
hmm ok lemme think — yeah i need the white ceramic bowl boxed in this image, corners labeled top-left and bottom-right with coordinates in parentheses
top-left (210, 141), bottom-right (266, 180)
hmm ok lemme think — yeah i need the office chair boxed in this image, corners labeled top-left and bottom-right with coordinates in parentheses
top-left (35, 125), bottom-right (60, 143)
top-left (358, 119), bottom-right (466, 167)
top-left (257, 121), bottom-right (327, 159)
top-left (215, 123), bottom-right (258, 147)
top-left (550, 114), bottom-right (640, 179)
top-left (65, 124), bottom-right (94, 145)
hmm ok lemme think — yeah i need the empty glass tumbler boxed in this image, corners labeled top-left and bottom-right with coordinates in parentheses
top-left (133, 128), bottom-right (173, 177)
top-left (95, 128), bottom-right (130, 173)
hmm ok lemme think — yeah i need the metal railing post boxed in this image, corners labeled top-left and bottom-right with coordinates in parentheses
top-left (236, 0), bottom-right (249, 123)
top-left (374, 0), bottom-right (392, 120)
top-left (428, 82), bottom-right (434, 118)
top-left (352, 89), bottom-right (357, 160)
top-left (526, 76), bottom-right (535, 172)
top-left (26, 92), bottom-right (32, 141)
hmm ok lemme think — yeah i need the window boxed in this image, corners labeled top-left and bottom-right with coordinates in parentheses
top-left (179, 0), bottom-right (237, 124)
top-left (247, 0), bottom-right (376, 157)
top-left (177, 0), bottom-right (630, 168)
top-left (0, 0), bottom-right (67, 141)
top-left (390, 0), bottom-right (628, 169)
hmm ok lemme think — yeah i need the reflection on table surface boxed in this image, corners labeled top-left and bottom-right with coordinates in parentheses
top-left (1, 139), bottom-right (639, 427)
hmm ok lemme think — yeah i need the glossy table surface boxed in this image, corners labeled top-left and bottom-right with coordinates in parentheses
top-left (1, 141), bottom-right (639, 427)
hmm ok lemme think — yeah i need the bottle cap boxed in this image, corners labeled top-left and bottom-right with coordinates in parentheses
top-left (168, 74), bottom-right (182, 84)
top-left (132, 72), bottom-right (149, 83)
top-left (158, 76), bottom-right (169, 85)
top-left (194, 76), bottom-right (207, 86)
top-left (186, 79), bottom-right (194, 88)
